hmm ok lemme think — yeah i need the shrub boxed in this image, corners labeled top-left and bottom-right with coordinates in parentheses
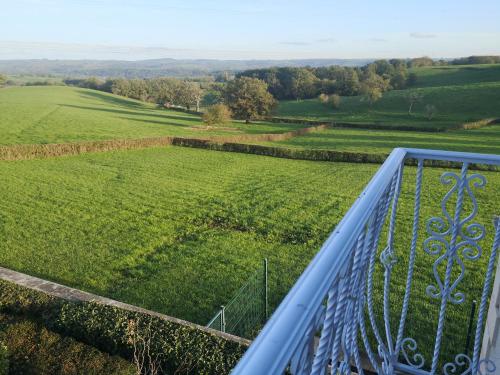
top-left (0, 280), bottom-right (248, 375)
top-left (0, 341), bottom-right (8, 375)
top-left (329, 94), bottom-right (341, 109)
top-left (318, 93), bottom-right (329, 104)
top-left (1, 316), bottom-right (135, 375)
top-left (202, 104), bottom-right (232, 126)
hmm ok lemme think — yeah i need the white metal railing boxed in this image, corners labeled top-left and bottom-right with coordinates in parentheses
top-left (232, 148), bottom-right (500, 375)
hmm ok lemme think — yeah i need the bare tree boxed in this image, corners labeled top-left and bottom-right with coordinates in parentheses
top-left (126, 319), bottom-right (162, 375)
top-left (405, 91), bottom-right (424, 115)
top-left (425, 104), bottom-right (437, 120)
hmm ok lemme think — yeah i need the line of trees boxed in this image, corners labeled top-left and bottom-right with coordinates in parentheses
top-left (0, 74), bottom-right (6, 87)
top-left (451, 55), bottom-right (500, 65)
top-left (236, 58), bottom-right (422, 101)
top-left (64, 77), bottom-right (204, 111)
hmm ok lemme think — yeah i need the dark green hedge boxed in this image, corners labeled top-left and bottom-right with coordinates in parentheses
top-left (171, 138), bottom-right (498, 171)
top-left (269, 117), bottom-right (447, 132)
top-left (172, 138), bottom-right (387, 164)
top-left (270, 116), bottom-right (500, 132)
top-left (0, 280), bottom-right (247, 375)
top-left (0, 315), bottom-right (135, 375)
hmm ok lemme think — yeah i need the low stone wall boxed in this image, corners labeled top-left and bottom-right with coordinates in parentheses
top-left (0, 266), bottom-right (248, 346)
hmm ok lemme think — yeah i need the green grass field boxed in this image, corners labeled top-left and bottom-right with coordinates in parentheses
top-left (277, 65), bottom-right (500, 130)
top-left (0, 145), bottom-right (497, 365)
top-left (0, 147), bottom-right (375, 323)
top-left (409, 64), bottom-right (500, 88)
top-left (264, 125), bottom-right (500, 155)
top-left (0, 86), bottom-right (305, 145)
top-left (1, 65), bottom-right (499, 368)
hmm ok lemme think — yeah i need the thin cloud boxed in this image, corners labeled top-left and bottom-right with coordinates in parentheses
top-left (410, 32), bottom-right (437, 39)
top-left (316, 38), bottom-right (336, 43)
top-left (279, 41), bottom-right (311, 46)
top-left (370, 38), bottom-right (387, 42)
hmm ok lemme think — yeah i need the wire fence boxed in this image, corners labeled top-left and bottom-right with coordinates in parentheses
top-left (207, 259), bottom-right (268, 339)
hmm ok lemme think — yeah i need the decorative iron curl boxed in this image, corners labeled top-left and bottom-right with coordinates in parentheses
top-left (477, 359), bottom-right (497, 375)
top-left (400, 337), bottom-right (425, 369)
top-left (444, 354), bottom-right (496, 375)
top-left (424, 170), bottom-right (486, 304)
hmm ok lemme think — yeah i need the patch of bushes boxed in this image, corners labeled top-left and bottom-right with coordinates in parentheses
top-left (0, 341), bottom-right (7, 375)
top-left (460, 118), bottom-right (498, 130)
top-left (0, 315), bottom-right (134, 375)
top-left (202, 104), bottom-right (232, 127)
top-left (0, 280), bottom-right (248, 374)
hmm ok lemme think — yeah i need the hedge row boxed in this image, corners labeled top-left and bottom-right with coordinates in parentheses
top-left (0, 124), bottom-right (327, 161)
top-left (0, 137), bottom-right (176, 161)
top-left (461, 118), bottom-right (499, 130)
top-left (1, 314), bottom-right (135, 375)
top-left (171, 139), bottom-right (498, 171)
top-left (0, 280), bottom-right (247, 374)
top-left (269, 116), bottom-right (447, 132)
top-left (270, 116), bottom-right (500, 132)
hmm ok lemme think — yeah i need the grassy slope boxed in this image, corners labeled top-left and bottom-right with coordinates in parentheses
top-left (0, 86), bottom-right (304, 145)
top-left (0, 146), bottom-right (498, 365)
top-left (263, 125), bottom-right (500, 155)
top-left (410, 63), bottom-right (500, 88)
top-left (276, 65), bottom-right (500, 130)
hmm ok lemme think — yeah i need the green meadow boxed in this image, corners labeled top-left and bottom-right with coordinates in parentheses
top-left (264, 125), bottom-right (500, 155)
top-left (0, 86), bottom-right (304, 146)
top-left (276, 65), bottom-right (500, 130)
top-left (0, 63), bottom-right (499, 367)
top-left (0, 146), bottom-right (497, 365)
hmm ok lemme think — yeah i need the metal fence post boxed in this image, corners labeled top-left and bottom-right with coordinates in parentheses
top-left (264, 258), bottom-right (268, 321)
top-left (465, 299), bottom-right (477, 355)
top-left (221, 305), bottom-right (226, 333)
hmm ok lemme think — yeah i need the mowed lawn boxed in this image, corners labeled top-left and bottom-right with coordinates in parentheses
top-left (277, 65), bottom-right (500, 130)
top-left (0, 86), bottom-right (305, 145)
top-left (264, 125), bottom-right (500, 155)
top-left (0, 146), bottom-right (498, 366)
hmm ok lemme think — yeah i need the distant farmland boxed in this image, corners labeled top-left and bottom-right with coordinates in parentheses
top-left (277, 64), bottom-right (500, 130)
top-left (0, 86), bottom-right (304, 146)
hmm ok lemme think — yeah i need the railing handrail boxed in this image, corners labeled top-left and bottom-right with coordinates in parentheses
top-left (403, 148), bottom-right (500, 165)
top-left (232, 148), bottom-right (500, 375)
top-left (232, 147), bottom-right (406, 374)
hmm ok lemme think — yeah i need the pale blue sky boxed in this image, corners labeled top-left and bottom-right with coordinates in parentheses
top-left (1, 0), bottom-right (500, 60)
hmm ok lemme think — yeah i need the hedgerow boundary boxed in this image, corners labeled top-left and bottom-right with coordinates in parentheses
top-left (270, 116), bottom-right (500, 132)
top-left (0, 135), bottom-right (497, 171)
top-left (0, 123), bottom-right (328, 161)
top-left (0, 267), bottom-right (249, 375)
top-left (0, 124), bottom-right (497, 171)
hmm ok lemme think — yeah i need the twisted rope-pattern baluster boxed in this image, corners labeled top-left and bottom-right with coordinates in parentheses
top-left (367, 181), bottom-right (396, 364)
top-left (430, 163), bottom-right (469, 374)
top-left (358, 206), bottom-right (384, 374)
top-left (471, 217), bottom-right (500, 373)
top-left (310, 283), bottom-right (341, 375)
top-left (330, 237), bottom-right (362, 373)
top-left (340, 229), bottom-right (369, 373)
top-left (382, 165), bottom-right (404, 363)
top-left (329, 275), bottom-right (351, 373)
top-left (395, 160), bottom-right (424, 360)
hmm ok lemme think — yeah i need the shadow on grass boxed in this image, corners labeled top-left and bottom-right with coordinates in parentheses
top-left (77, 90), bottom-right (147, 109)
top-left (61, 104), bottom-right (201, 123)
top-left (117, 116), bottom-right (195, 128)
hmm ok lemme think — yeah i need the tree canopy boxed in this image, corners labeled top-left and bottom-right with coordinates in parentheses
top-left (224, 77), bottom-right (276, 122)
